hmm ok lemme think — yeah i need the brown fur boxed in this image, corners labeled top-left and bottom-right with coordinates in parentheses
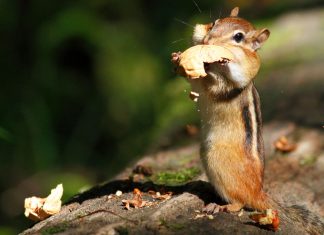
top-left (197, 82), bottom-right (264, 208)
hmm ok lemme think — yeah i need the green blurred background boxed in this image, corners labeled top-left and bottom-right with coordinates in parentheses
top-left (0, 0), bottom-right (324, 233)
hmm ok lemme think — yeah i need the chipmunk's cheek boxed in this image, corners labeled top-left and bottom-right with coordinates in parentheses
top-left (227, 63), bottom-right (250, 88)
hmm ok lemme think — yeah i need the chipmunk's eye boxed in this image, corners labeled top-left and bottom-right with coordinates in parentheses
top-left (233, 32), bottom-right (244, 43)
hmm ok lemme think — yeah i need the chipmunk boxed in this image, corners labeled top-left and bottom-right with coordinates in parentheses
top-left (172, 7), bottom-right (324, 234)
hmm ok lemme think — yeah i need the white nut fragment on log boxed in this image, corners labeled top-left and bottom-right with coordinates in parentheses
top-left (178, 45), bottom-right (234, 79)
top-left (24, 184), bottom-right (63, 221)
top-left (116, 190), bottom-right (123, 196)
top-left (189, 91), bottom-right (200, 102)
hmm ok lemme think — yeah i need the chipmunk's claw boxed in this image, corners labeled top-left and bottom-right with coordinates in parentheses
top-left (171, 51), bottom-right (182, 64)
top-left (203, 203), bottom-right (226, 214)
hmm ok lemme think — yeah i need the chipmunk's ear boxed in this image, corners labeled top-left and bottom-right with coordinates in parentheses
top-left (252, 28), bottom-right (270, 51)
top-left (230, 7), bottom-right (239, 17)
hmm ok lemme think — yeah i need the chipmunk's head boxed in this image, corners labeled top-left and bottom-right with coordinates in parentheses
top-left (192, 7), bottom-right (270, 96)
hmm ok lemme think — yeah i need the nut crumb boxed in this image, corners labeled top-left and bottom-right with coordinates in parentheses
top-left (189, 91), bottom-right (200, 102)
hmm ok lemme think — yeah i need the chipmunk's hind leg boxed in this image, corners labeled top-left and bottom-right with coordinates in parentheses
top-left (203, 202), bottom-right (243, 214)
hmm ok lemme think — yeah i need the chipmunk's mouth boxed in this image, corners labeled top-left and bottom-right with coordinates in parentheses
top-left (204, 59), bottom-right (230, 79)
top-left (203, 62), bottom-right (210, 71)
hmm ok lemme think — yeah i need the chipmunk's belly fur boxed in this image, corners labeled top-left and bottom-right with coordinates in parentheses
top-left (196, 83), bottom-right (265, 207)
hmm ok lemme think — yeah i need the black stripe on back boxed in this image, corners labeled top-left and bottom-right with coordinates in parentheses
top-left (242, 105), bottom-right (252, 155)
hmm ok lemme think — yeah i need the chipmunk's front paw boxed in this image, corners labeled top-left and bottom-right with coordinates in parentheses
top-left (171, 51), bottom-right (182, 65)
top-left (171, 51), bottom-right (187, 76)
top-left (203, 203), bottom-right (224, 214)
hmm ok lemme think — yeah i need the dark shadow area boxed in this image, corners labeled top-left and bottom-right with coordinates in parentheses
top-left (63, 179), bottom-right (274, 234)
top-left (67, 179), bottom-right (224, 206)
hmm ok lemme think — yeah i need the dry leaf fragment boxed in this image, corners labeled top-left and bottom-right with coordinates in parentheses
top-left (186, 124), bottom-right (199, 136)
top-left (122, 199), bottom-right (146, 210)
top-left (249, 209), bottom-right (280, 231)
top-left (274, 136), bottom-right (297, 153)
top-left (122, 198), bottom-right (153, 210)
top-left (24, 184), bottom-right (63, 221)
top-left (176, 45), bottom-right (234, 79)
top-left (122, 188), bottom-right (171, 210)
top-left (133, 188), bottom-right (142, 196)
top-left (122, 188), bottom-right (152, 210)
top-left (151, 191), bottom-right (172, 200)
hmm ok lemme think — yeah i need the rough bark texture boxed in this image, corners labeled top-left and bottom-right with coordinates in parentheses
top-left (20, 122), bottom-right (324, 235)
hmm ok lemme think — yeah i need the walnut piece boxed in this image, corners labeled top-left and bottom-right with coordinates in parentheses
top-left (177, 45), bottom-right (234, 79)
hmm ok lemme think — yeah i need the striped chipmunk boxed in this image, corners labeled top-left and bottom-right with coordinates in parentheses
top-left (171, 7), bottom-right (324, 234)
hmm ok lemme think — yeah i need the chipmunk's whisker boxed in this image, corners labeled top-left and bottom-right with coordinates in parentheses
top-left (171, 38), bottom-right (185, 44)
top-left (218, 9), bottom-right (222, 19)
top-left (192, 0), bottom-right (202, 13)
top-left (174, 18), bottom-right (194, 28)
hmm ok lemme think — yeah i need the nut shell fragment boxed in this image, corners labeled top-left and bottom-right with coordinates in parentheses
top-left (178, 45), bottom-right (234, 79)
top-left (249, 209), bottom-right (280, 231)
top-left (24, 184), bottom-right (63, 221)
top-left (189, 91), bottom-right (200, 102)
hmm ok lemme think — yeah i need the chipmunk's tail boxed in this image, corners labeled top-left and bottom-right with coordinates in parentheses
top-left (268, 197), bottom-right (324, 235)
